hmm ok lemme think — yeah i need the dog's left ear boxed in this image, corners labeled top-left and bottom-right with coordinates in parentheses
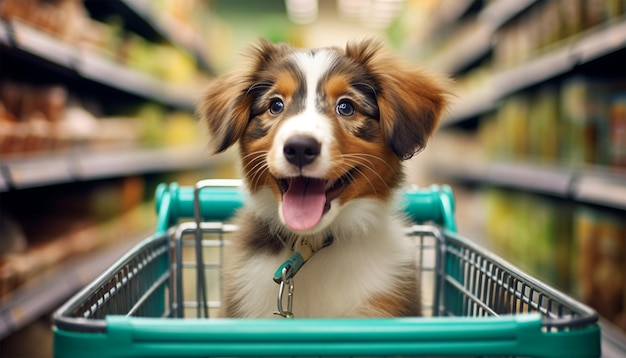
top-left (346, 40), bottom-right (449, 160)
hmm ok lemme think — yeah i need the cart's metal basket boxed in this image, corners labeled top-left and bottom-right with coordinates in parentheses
top-left (53, 180), bottom-right (601, 358)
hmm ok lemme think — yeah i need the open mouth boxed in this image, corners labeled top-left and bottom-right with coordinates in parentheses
top-left (276, 168), bottom-right (357, 231)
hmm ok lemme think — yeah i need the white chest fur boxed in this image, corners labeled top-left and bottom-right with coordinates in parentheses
top-left (229, 198), bottom-right (415, 318)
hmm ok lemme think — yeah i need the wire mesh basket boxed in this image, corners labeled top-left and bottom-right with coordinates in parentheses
top-left (53, 180), bottom-right (601, 357)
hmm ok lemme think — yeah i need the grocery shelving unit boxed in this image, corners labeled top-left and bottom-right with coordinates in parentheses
top-left (0, 144), bottom-right (219, 192)
top-left (83, 0), bottom-right (214, 73)
top-left (0, 230), bottom-right (145, 341)
top-left (434, 161), bottom-right (626, 210)
top-left (442, 9), bottom-right (626, 126)
top-left (0, 1), bottom-right (217, 342)
top-left (0, 19), bottom-right (197, 111)
top-left (417, 1), bottom-right (626, 355)
top-left (430, 1), bottom-right (626, 212)
top-left (424, 0), bottom-right (538, 77)
top-left (0, 14), bottom-right (221, 192)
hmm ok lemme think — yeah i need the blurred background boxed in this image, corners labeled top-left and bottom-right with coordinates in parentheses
top-left (0, 0), bottom-right (624, 356)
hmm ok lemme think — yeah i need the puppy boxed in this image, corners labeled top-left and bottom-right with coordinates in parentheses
top-left (199, 39), bottom-right (448, 318)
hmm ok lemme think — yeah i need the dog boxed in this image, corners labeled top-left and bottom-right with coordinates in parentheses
top-left (198, 39), bottom-right (448, 318)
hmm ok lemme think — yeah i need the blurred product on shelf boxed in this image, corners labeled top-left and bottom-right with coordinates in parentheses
top-left (134, 104), bottom-right (201, 149)
top-left (574, 206), bottom-right (626, 331)
top-left (0, 81), bottom-right (201, 157)
top-left (611, 93), bottom-right (626, 167)
top-left (485, 188), bottom-right (626, 331)
top-left (0, 212), bottom-right (27, 257)
top-left (121, 36), bottom-right (197, 84)
top-left (485, 188), bottom-right (572, 290)
top-left (0, 0), bottom-right (91, 43)
top-left (0, 82), bottom-right (123, 155)
top-left (478, 75), bottom-right (626, 168)
top-left (561, 76), bottom-right (624, 167)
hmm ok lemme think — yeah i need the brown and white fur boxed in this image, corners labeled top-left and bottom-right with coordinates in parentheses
top-left (199, 39), bottom-right (448, 318)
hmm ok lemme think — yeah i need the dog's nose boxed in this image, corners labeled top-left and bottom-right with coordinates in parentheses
top-left (283, 135), bottom-right (321, 168)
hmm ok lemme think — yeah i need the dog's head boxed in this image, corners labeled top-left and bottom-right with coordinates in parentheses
top-left (199, 39), bottom-right (448, 234)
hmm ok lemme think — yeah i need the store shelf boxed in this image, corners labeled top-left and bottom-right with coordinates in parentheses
top-left (0, 172), bottom-right (8, 192)
top-left (77, 50), bottom-right (193, 110)
top-left (427, 0), bottom-right (538, 75)
top-left (478, 0), bottom-right (538, 29)
top-left (600, 319), bottom-right (626, 358)
top-left (433, 161), bottom-right (626, 210)
top-left (492, 48), bottom-right (575, 98)
top-left (0, 0), bottom-right (216, 346)
top-left (75, 145), bottom-right (215, 182)
top-left (443, 85), bottom-right (496, 126)
top-left (494, 17), bottom-right (626, 94)
top-left (0, 19), bottom-right (196, 111)
top-left (433, 0), bottom-right (476, 26)
top-left (0, 231), bottom-right (147, 340)
top-left (574, 172), bottom-right (626, 211)
top-left (426, 0), bottom-right (477, 40)
top-left (4, 155), bottom-right (75, 190)
top-left (1, 20), bottom-right (80, 71)
top-left (428, 21), bottom-right (493, 75)
top-left (0, 145), bottom-right (217, 192)
top-left (83, 0), bottom-right (214, 74)
top-left (0, 17), bottom-right (9, 43)
top-left (575, 18), bottom-right (626, 64)
top-left (434, 161), bottom-right (572, 197)
top-left (84, 0), bottom-right (165, 42)
top-left (442, 17), bottom-right (626, 125)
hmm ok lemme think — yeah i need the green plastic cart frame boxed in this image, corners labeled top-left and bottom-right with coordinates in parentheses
top-left (53, 179), bottom-right (601, 357)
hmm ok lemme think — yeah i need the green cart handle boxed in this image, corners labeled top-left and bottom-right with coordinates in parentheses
top-left (401, 183), bottom-right (456, 233)
top-left (155, 179), bottom-right (456, 234)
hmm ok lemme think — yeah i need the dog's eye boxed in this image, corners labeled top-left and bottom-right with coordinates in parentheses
top-left (336, 100), bottom-right (355, 117)
top-left (269, 99), bottom-right (284, 114)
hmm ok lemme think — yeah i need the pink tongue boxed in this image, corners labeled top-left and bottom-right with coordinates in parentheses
top-left (282, 178), bottom-right (326, 231)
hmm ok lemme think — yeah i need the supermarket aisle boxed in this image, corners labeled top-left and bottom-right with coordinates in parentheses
top-left (410, 1), bottom-right (626, 355)
top-left (1, 0), bottom-right (625, 357)
top-left (414, 0), bottom-right (626, 336)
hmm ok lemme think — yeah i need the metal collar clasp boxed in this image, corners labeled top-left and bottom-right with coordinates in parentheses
top-left (273, 267), bottom-right (295, 318)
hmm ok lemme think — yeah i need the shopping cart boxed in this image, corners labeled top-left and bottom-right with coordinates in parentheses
top-left (53, 179), bottom-right (601, 357)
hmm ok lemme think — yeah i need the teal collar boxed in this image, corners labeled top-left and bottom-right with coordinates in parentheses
top-left (273, 235), bottom-right (334, 283)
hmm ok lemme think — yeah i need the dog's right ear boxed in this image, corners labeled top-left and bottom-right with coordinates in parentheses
top-left (198, 39), bottom-right (291, 155)
top-left (198, 72), bottom-right (252, 155)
